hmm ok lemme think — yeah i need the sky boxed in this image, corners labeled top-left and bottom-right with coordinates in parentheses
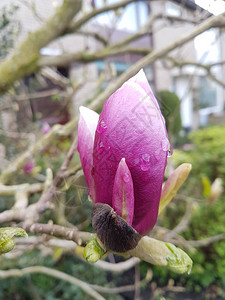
top-left (194, 0), bottom-right (225, 63)
top-left (195, 0), bottom-right (225, 15)
top-left (194, 29), bottom-right (220, 63)
top-left (94, 0), bottom-right (148, 31)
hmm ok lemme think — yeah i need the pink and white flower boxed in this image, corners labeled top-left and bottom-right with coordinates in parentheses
top-left (78, 70), bottom-right (170, 235)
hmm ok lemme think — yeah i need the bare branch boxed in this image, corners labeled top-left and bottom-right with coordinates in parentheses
top-left (0, 129), bottom-right (35, 144)
top-left (39, 48), bottom-right (150, 67)
top-left (22, 222), bottom-right (93, 245)
top-left (88, 12), bottom-right (225, 112)
top-left (76, 30), bottom-right (108, 46)
top-left (110, 13), bottom-right (199, 50)
top-left (90, 283), bottom-right (136, 294)
top-left (0, 121), bottom-right (77, 184)
top-left (41, 12), bottom-right (203, 68)
top-left (95, 257), bottom-right (140, 273)
top-left (154, 226), bottom-right (225, 251)
top-left (0, 266), bottom-right (106, 300)
top-left (188, 233), bottom-right (225, 247)
top-left (66, 0), bottom-right (135, 33)
top-left (167, 56), bottom-right (225, 89)
top-left (41, 67), bottom-right (70, 89)
top-left (0, 0), bottom-right (82, 92)
top-left (7, 89), bottom-right (67, 102)
top-left (166, 202), bottom-right (194, 240)
top-left (0, 183), bottom-right (43, 196)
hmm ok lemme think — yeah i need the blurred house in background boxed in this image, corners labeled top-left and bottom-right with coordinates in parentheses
top-left (148, 0), bottom-right (225, 130)
top-left (0, 0), bottom-right (224, 131)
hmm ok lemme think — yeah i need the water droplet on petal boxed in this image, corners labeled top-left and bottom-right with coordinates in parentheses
top-left (167, 145), bottom-right (173, 158)
top-left (161, 137), bottom-right (170, 152)
top-left (97, 119), bottom-right (107, 134)
top-left (123, 173), bottom-right (129, 183)
top-left (140, 153), bottom-right (151, 171)
top-left (97, 141), bottom-right (105, 153)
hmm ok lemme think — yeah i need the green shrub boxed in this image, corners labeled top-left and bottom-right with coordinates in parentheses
top-left (158, 90), bottom-right (182, 136)
top-left (152, 125), bottom-right (225, 293)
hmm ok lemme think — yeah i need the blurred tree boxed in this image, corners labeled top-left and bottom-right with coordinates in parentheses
top-left (158, 90), bottom-right (182, 139)
top-left (0, 4), bottom-right (20, 57)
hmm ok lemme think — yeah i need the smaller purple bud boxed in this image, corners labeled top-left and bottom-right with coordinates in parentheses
top-left (23, 159), bottom-right (35, 174)
top-left (42, 123), bottom-right (51, 135)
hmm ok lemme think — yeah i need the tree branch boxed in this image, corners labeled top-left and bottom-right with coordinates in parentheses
top-left (167, 56), bottom-right (225, 89)
top-left (66, 0), bottom-right (134, 33)
top-left (41, 12), bottom-right (202, 68)
top-left (0, 0), bottom-right (81, 92)
top-left (76, 30), bottom-right (108, 46)
top-left (95, 257), bottom-right (140, 273)
top-left (39, 48), bottom-right (150, 67)
top-left (0, 182), bottom-right (43, 196)
top-left (22, 222), bottom-right (93, 246)
top-left (188, 233), bottom-right (225, 247)
top-left (0, 121), bottom-right (77, 184)
top-left (88, 12), bottom-right (225, 113)
top-left (0, 266), bottom-right (105, 300)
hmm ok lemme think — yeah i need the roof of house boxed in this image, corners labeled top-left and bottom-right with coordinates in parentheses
top-left (172, 0), bottom-right (199, 11)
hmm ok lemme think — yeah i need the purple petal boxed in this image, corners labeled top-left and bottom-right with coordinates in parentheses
top-left (78, 106), bottom-right (99, 201)
top-left (112, 158), bottom-right (134, 226)
top-left (42, 122), bottom-right (51, 134)
top-left (93, 70), bottom-right (168, 235)
top-left (129, 69), bottom-right (161, 110)
top-left (23, 159), bottom-right (35, 174)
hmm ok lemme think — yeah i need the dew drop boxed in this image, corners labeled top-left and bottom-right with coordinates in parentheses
top-left (140, 153), bottom-right (151, 171)
top-left (123, 173), bottom-right (129, 183)
top-left (161, 137), bottom-right (170, 152)
top-left (167, 145), bottom-right (173, 158)
top-left (97, 140), bottom-right (105, 153)
top-left (97, 119), bottom-right (107, 134)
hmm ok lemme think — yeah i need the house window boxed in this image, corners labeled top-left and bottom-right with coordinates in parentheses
top-left (94, 1), bottom-right (149, 31)
top-left (96, 60), bottom-right (131, 89)
top-left (96, 61), bottom-right (154, 91)
top-left (96, 60), bottom-right (130, 76)
top-left (165, 2), bottom-right (181, 17)
top-left (198, 76), bottom-right (217, 108)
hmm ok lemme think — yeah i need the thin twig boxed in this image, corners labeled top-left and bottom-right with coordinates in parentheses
top-left (0, 266), bottom-right (105, 300)
top-left (67, 0), bottom-right (134, 33)
top-left (188, 233), bottom-right (225, 247)
top-left (134, 263), bottom-right (141, 300)
top-left (95, 257), bottom-right (140, 273)
top-left (22, 222), bottom-right (93, 245)
top-left (0, 183), bottom-right (43, 196)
